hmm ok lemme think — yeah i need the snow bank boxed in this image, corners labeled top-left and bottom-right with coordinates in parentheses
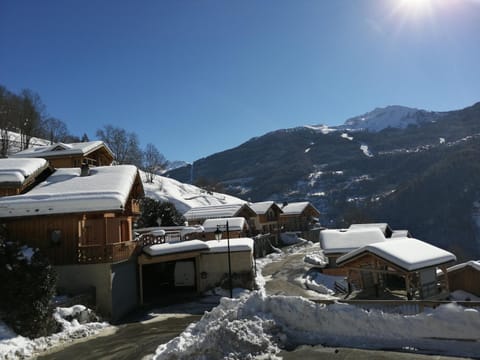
top-left (0, 305), bottom-right (109, 359)
top-left (153, 291), bottom-right (480, 359)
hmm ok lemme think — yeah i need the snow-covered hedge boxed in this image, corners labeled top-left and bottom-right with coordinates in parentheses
top-left (0, 242), bottom-right (57, 338)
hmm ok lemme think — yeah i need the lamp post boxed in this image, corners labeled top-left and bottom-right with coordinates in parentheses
top-left (214, 222), bottom-right (233, 298)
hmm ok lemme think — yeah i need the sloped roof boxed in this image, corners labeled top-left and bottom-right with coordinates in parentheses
top-left (0, 165), bottom-right (140, 217)
top-left (184, 203), bottom-right (253, 220)
top-left (11, 141), bottom-right (114, 159)
top-left (0, 158), bottom-right (49, 186)
top-left (320, 228), bottom-right (387, 255)
top-left (202, 217), bottom-right (248, 232)
top-left (249, 201), bottom-right (282, 215)
top-left (349, 223), bottom-right (393, 236)
top-left (337, 238), bottom-right (456, 272)
top-left (279, 201), bottom-right (320, 216)
top-left (448, 260), bottom-right (480, 273)
top-left (143, 238), bottom-right (253, 257)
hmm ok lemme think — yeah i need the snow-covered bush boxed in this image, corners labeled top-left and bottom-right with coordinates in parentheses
top-left (0, 241), bottom-right (57, 338)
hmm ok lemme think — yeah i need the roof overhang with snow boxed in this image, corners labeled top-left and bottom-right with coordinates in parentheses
top-left (249, 201), bottom-right (282, 215)
top-left (0, 165), bottom-right (141, 217)
top-left (447, 260), bottom-right (480, 273)
top-left (142, 238), bottom-right (254, 258)
top-left (202, 217), bottom-right (248, 232)
top-left (336, 238), bottom-right (457, 272)
top-left (0, 158), bottom-right (49, 187)
top-left (184, 203), bottom-right (253, 221)
top-left (319, 228), bottom-right (387, 255)
top-left (279, 201), bottom-right (320, 217)
top-left (11, 141), bottom-right (114, 159)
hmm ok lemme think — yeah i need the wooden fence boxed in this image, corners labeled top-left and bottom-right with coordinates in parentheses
top-left (311, 299), bottom-right (480, 315)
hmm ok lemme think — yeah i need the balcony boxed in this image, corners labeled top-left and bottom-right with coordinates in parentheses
top-left (78, 241), bottom-right (138, 264)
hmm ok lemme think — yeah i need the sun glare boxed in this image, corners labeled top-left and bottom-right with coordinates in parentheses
top-left (399, 0), bottom-right (435, 16)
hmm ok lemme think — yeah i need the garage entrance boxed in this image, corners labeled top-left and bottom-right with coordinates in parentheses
top-left (138, 251), bottom-right (203, 305)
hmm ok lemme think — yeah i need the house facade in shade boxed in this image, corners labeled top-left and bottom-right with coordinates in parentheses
top-left (0, 165), bottom-right (144, 320)
top-left (11, 141), bottom-right (114, 168)
top-left (0, 158), bottom-right (52, 196)
top-left (336, 238), bottom-right (456, 300)
top-left (447, 260), bottom-right (480, 297)
top-left (278, 201), bottom-right (320, 232)
top-left (202, 217), bottom-right (249, 240)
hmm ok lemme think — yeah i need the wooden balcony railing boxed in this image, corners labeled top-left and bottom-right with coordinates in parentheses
top-left (78, 241), bottom-right (138, 264)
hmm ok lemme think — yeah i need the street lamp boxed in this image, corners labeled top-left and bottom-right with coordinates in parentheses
top-left (214, 222), bottom-right (233, 298)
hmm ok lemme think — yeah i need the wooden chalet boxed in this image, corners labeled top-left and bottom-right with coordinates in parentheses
top-left (336, 238), bottom-right (456, 300)
top-left (11, 141), bottom-right (114, 168)
top-left (278, 201), bottom-right (320, 231)
top-left (0, 158), bottom-right (52, 196)
top-left (447, 261), bottom-right (480, 297)
top-left (183, 203), bottom-right (256, 227)
top-left (0, 165), bottom-right (144, 319)
top-left (249, 201), bottom-right (283, 236)
top-left (319, 227), bottom-right (387, 275)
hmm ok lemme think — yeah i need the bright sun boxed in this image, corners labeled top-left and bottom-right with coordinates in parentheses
top-left (399, 0), bottom-right (435, 16)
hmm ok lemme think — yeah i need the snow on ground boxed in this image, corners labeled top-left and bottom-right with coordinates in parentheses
top-left (341, 133), bottom-right (353, 141)
top-left (141, 171), bottom-right (245, 214)
top-left (152, 291), bottom-right (480, 359)
top-left (304, 125), bottom-right (337, 134)
top-left (0, 305), bottom-right (110, 359)
top-left (360, 144), bottom-right (374, 157)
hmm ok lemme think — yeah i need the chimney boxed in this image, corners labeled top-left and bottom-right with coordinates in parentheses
top-left (80, 162), bottom-right (90, 177)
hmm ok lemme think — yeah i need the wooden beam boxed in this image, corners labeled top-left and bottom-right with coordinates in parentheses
top-left (138, 251), bottom-right (203, 265)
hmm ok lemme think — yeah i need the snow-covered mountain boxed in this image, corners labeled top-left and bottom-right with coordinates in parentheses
top-left (339, 105), bottom-right (443, 132)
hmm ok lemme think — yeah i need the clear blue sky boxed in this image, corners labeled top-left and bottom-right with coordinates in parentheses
top-left (1, 0), bottom-right (479, 162)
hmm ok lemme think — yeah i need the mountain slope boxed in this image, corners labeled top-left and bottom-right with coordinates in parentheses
top-left (167, 101), bottom-right (480, 260)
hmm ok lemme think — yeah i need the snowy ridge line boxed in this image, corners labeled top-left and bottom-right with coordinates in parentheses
top-left (377, 133), bottom-right (480, 156)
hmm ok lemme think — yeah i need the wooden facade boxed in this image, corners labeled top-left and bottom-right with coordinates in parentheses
top-left (1, 173), bottom-right (143, 266)
top-left (279, 203), bottom-right (320, 232)
top-left (339, 253), bottom-right (451, 300)
top-left (250, 202), bottom-right (282, 236)
top-left (447, 264), bottom-right (480, 297)
top-left (44, 146), bottom-right (113, 168)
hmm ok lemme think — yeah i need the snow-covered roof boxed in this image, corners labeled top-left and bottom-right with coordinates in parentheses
top-left (349, 223), bottom-right (392, 234)
top-left (448, 260), bottom-right (480, 273)
top-left (205, 238), bottom-right (254, 253)
top-left (0, 165), bottom-right (140, 217)
top-left (279, 201), bottom-right (318, 215)
top-left (184, 204), bottom-right (252, 221)
top-left (391, 230), bottom-right (411, 238)
top-left (0, 158), bottom-right (48, 186)
top-left (11, 141), bottom-right (113, 159)
top-left (143, 240), bottom-right (210, 256)
top-left (319, 228), bottom-right (387, 255)
top-left (337, 238), bottom-right (457, 271)
top-left (249, 201), bottom-right (280, 215)
top-left (202, 217), bottom-right (247, 232)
